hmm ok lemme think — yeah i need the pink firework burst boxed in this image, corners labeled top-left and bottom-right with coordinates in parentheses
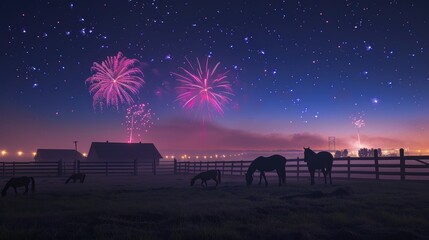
top-left (172, 57), bottom-right (233, 117)
top-left (124, 103), bottom-right (154, 143)
top-left (86, 52), bottom-right (144, 110)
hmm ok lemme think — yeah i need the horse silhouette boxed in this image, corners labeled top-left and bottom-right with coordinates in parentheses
top-left (304, 147), bottom-right (333, 185)
top-left (245, 155), bottom-right (286, 186)
top-left (65, 173), bottom-right (86, 184)
top-left (191, 170), bottom-right (221, 187)
top-left (1, 176), bottom-right (35, 197)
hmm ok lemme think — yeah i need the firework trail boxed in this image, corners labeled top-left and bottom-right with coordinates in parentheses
top-left (86, 52), bottom-right (144, 110)
top-left (172, 57), bottom-right (233, 144)
top-left (352, 117), bottom-right (365, 148)
top-left (125, 103), bottom-right (154, 143)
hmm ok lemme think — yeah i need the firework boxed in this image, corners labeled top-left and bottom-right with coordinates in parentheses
top-left (172, 57), bottom-right (233, 116)
top-left (124, 103), bottom-right (154, 143)
top-left (352, 117), bottom-right (366, 148)
top-left (86, 52), bottom-right (144, 110)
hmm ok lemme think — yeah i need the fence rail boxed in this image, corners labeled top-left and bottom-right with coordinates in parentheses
top-left (1, 149), bottom-right (428, 181)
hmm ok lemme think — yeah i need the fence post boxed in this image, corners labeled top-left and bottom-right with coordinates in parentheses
top-left (58, 160), bottom-right (63, 177)
top-left (105, 162), bottom-right (108, 176)
top-left (174, 159), bottom-right (177, 174)
top-left (240, 160), bottom-right (243, 175)
top-left (153, 159), bottom-right (157, 175)
top-left (207, 161), bottom-right (209, 171)
top-left (400, 148), bottom-right (405, 181)
top-left (200, 161), bottom-right (202, 171)
top-left (134, 160), bottom-right (138, 176)
top-left (222, 162), bottom-right (225, 174)
top-left (374, 149), bottom-right (379, 180)
top-left (194, 161), bottom-right (196, 174)
top-left (296, 157), bottom-right (299, 181)
top-left (231, 162), bottom-right (234, 175)
top-left (2, 162), bottom-right (5, 177)
top-left (13, 161), bottom-right (15, 176)
top-left (215, 161), bottom-right (217, 170)
top-left (347, 157), bottom-right (351, 180)
top-left (77, 160), bottom-right (80, 173)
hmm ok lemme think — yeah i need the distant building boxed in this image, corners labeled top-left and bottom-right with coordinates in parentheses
top-left (34, 149), bottom-right (85, 162)
top-left (86, 142), bottom-right (163, 164)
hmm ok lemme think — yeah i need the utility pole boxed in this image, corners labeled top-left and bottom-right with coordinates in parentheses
top-left (73, 141), bottom-right (78, 151)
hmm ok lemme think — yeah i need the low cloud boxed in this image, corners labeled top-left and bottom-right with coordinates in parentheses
top-left (145, 118), bottom-right (326, 151)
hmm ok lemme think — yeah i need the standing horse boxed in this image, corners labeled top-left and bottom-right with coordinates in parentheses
top-left (191, 170), bottom-right (221, 187)
top-left (304, 147), bottom-right (333, 185)
top-left (245, 155), bottom-right (286, 186)
top-left (1, 176), bottom-right (35, 197)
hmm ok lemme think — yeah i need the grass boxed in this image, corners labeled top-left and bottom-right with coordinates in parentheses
top-left (0, 175), bottom-right (428, 239)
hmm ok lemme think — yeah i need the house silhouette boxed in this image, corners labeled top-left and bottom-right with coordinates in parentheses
top-left (86, 142), bottom-right (163, 164)
top-left (34, 149), bottom-right (85, 162)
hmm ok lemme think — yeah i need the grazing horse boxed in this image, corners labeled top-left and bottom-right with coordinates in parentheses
top-left (304, 147), bottom-right (333, 185)
top-left (1, 176), bottom-right (35, 197)
top-left (65, 173), bottom-right (86, 184)
top-left (191, 170), bottom-right (221, 187)
top-left (245, 155), bottom-right (286, 186)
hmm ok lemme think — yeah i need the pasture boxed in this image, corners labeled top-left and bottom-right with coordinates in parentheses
top-left (0, 175), bottom-right (428, 239)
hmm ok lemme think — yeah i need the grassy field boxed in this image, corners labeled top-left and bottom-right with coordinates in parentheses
top-left (0, 175), bottom-right (428, 240)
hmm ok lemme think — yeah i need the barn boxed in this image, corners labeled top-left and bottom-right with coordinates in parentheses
top-left (86, 142), bottom-right (163, 164)
top-left (34, 149), bottom-right (85, 162)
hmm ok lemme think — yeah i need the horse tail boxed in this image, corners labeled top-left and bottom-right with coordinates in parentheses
top-left (217, 170), bottom-right (221, 184)
top-left (29, 177), bottom-right (35, 193)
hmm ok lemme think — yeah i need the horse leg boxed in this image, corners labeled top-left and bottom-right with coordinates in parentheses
top-left (276, 169), bottom-right (282, 186)
top-left (213, 178), bottom-right (218, 187)
top-left (322, 169), bottom-right (327, 184)
top-left (258, 172), bottom-right (263, 185)
top-left (262, 172), bottom-right (268, 186)
top-left (329, 169), bottom-right (332, 184)
top-left (24, 185), bottom-right (29, 194)
top-left (14, 187), bottom-right (18, 195)
top-left (310, 170), bottom-right (315, 185)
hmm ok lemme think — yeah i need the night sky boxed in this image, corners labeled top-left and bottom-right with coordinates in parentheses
top-left (1, 0), bottom-right (429, 159)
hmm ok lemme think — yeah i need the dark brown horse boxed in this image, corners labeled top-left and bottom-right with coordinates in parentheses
top-left (191, 170), bottom-right (221, 187)
top-left (245, 155), bottom-right (286, 186)
top-left (65, 173), bottom-right (86, 184)
top-left (304, 147), bottom-right (333, 185)
top-left (1, 176), bottom-right (35, 197)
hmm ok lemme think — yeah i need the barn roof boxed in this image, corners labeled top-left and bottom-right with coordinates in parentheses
top-left (34, 149), bottom-right (85, 162)
top-left (87, 142), bottom-right (163, 161)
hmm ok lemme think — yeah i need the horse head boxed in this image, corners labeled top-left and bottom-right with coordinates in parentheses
top-left (303, 147), bottom-right (314, 162)
top-left (190, 178), bottom-right (196, 186)
top-left (245, 173), bottom-right (253, 186)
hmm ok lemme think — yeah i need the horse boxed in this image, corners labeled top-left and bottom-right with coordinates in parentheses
top-left (65, 173), bottom-right (86, 184)
top-left (191, 170), bottom-right (221, 187)
top-left (245, 155), bottom-right (286, 186)
top-left (303, 147), bottom-right (334, 185)
top-left (1, 176), bottom-right (35, 197)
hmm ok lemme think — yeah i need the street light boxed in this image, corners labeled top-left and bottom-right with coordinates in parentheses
top-left (17, 151), bottom-right (23, 156)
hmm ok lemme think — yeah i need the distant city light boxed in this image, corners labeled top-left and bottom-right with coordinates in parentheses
top-left (1, 150), bottom-right (6, 156)
top-left (32, 152), bottom-right (36, 156)
top-left (82, 152), bottom-right (87, 157)
top-left (17, 151), bottom-right (23, 156)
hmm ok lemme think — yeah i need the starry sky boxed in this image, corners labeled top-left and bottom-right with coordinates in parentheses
top-left (1, 0), bottom-right (429, 159)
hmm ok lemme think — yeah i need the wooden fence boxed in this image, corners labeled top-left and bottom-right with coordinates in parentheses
top-left (0, 160), bottom-right (174, 177)
top-left (175, 149), bottom-right (429, 181)
top-left (1, 149), bottom-right (428, 181)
